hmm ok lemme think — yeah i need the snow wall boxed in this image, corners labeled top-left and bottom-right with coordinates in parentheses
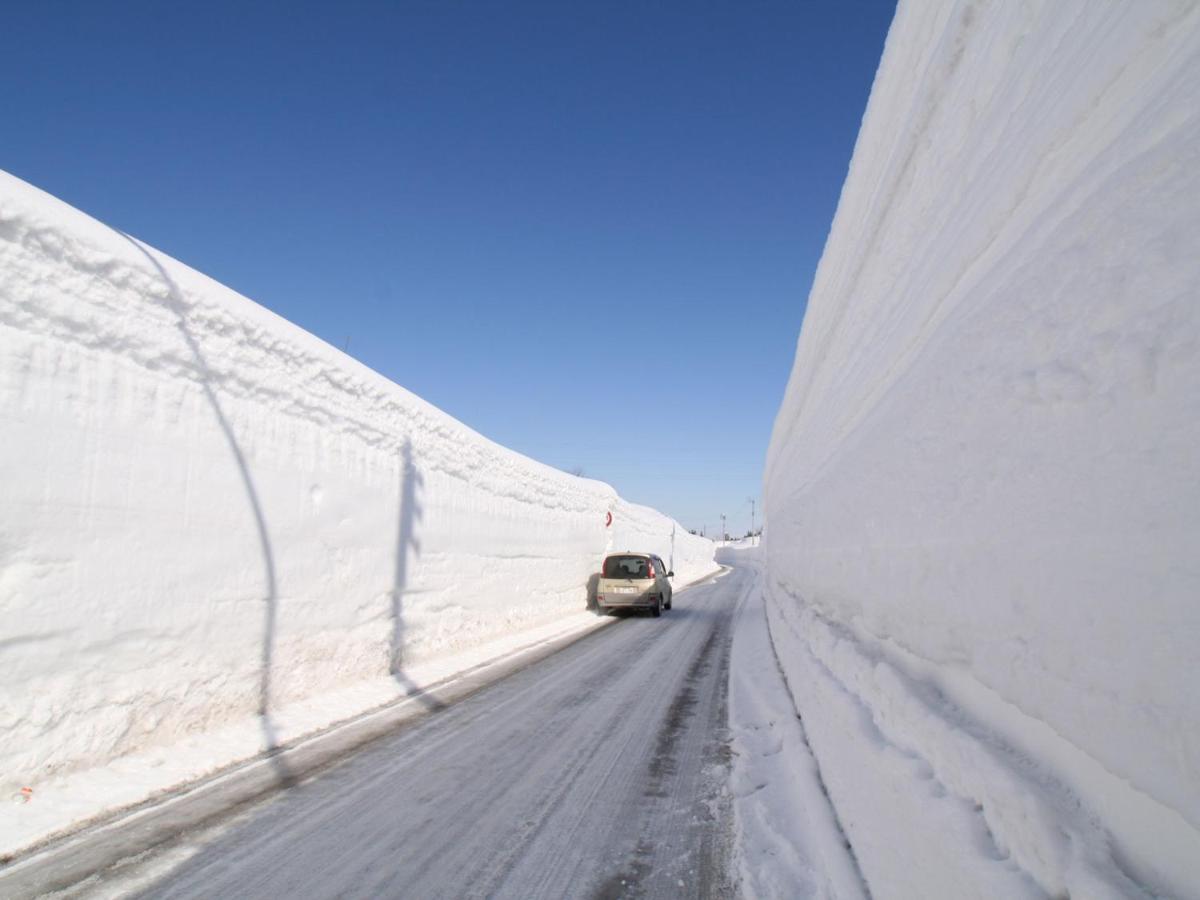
top-left (0, 171), bottom-right (716, 817)
top-left (762, 2), bottom-right (1199, 898)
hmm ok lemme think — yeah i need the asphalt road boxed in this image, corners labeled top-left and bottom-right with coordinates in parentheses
top-left (96, 567), bottom-right (742, 899)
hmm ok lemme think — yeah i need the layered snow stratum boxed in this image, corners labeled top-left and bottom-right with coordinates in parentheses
top-left (762, 2), bottom-right (1199, 898)
top-left (0, 170), bottom-right (716, 853)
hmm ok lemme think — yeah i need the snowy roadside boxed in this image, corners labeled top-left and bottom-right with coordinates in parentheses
top-left (760, 574), bottom-right (1164, 900)
top-left (757, 0), bottom-right (1200, 895)
top-left (0, 166), bottom-right (720, 863)
top-left (2, 565), bottom-right (728, 870)
top-left (724, 542), bottom-right (1171, 899)
top-left (0, 609), bottom-right (609, 862)
top-left (725, 549), bottom-right (866, 900)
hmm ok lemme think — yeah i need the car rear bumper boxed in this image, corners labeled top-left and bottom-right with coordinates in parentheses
top-left (597, 591), bottom-right (662, 611)
top-left (598, 597), bottom-right (657, 609)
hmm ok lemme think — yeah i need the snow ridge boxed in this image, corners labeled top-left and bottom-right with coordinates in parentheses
top-left (762, 1), bottom-right (1200, 897)
top-left (0, 170), bottom-right (716, 855)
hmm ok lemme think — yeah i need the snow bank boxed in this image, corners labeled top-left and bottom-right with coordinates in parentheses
top-left (762, 2), bottom-right (1200, 897)
top-left (0, 169), bottom-right (715, 852)
top-left (715, 538), bottom-right (760, 561)
top-left (723, 546), bottom-right (866, 900)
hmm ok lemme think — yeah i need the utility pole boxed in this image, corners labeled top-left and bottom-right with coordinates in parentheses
top-left (720, 513), bottom-right (726, 545)
top-left (749, 498), bottom-right (756, 538)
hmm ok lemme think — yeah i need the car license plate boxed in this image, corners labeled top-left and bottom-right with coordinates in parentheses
top-left (616, 587), bottom-right (636, 594)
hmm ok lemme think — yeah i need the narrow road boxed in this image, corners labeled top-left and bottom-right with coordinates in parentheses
top-left (105, 567), bottom-right (742, 899)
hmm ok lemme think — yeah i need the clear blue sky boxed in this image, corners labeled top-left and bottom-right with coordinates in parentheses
top-left (3, 0), bottom-right (895, 536)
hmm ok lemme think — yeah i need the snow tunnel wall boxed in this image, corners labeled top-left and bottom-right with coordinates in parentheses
top-left (0, 170), bottom-right (716, 794)
top-left (762, 2), bottom-right (1199, 896)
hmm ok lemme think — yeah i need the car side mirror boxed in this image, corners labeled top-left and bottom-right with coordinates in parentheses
top-left (667, 571), bottom-right (675, 578)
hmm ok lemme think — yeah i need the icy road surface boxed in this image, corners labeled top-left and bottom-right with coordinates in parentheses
top-left (105, 569), bottom-right (739, 899)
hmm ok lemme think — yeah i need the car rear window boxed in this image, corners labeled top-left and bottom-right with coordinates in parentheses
top-left (603, 555), bottom-right (651, 579)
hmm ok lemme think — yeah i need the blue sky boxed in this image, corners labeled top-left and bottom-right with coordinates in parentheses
top-left (4, 0), bottom-right (895, 536)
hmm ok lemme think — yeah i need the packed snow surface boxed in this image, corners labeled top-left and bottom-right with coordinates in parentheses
top-left (721, 545), bottom-right (866, 900)
top-left (0, 170), bottom-right (716, 854)
top-left (762, 1), bottom-right (1200, 898)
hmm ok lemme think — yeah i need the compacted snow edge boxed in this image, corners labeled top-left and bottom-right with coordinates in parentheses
top-left (725, 544), bottom-right (1142, 899)
top-left (722, 547), bottom-right (866, 900)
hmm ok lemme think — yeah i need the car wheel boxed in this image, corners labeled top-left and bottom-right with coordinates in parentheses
top-left (651, 598), bottom-right (662, 618)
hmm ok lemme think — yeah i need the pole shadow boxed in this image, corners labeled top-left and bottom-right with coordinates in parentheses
top-left (114, 232), bottom-right (294, 787)
top-left (390, 439), bottom-right (444, 712)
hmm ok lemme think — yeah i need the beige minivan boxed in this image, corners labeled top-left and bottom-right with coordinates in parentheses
top-left (595, 553), bottom-right (674, 617)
